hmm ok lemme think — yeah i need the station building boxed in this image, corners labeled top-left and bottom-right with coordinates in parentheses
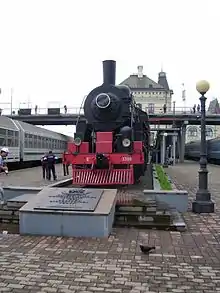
top-left (120, 65), bottom-right (220, 144)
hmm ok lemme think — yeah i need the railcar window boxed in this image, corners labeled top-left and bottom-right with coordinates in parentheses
top-left (27, 134), bottom-right (33, 148)
top-left (47, 138), bottom-right (50, 149)
top-left (0, 137), bottom-right (6, 146)
top-left (42, 137), bottom-right (46, 148)
top-left (49, 139), bottom-right (53, 149)
top-left (37, 136), bottom-right (42, 148)
top-left (0, 128), bottom-right (6, 135)
top-left (24, 133), bottom-right (28, 148)
top-left (24, 133), bottom-right (29, 148)
top-left (33, 135), bottom-right (37, 148)
top-left (7, 138), bottom-right (13, 147)
top-left (7, 130), bottom-right (14, 136)
top-left (46, 138), bottom-right (49, 149)
top-left (29, 139), bottom-right (33, 148)
top-left (14, 138), bottom-right (19, 147)
top-left (55, 140), bottom-right (59, 149)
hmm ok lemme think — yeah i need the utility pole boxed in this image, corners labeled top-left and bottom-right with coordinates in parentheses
top-left (182, 83), bottom-right (186, 113)
top-left (11, 88), bottom-right (13, 115)
top-left (27, 95), bottom-right (31, 108)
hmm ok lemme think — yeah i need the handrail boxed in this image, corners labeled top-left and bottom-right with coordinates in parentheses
top-left (0, 106), bottom-right (216, 116)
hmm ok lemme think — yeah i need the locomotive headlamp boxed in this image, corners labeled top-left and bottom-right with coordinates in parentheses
top-left (96, 93), bottom-right (111, 109)
top-left (122, 138), bottom-right (131, 147)
top-left (74, 137), bottom-right (82, 146)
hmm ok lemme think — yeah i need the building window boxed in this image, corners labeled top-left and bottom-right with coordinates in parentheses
top-left (188, 127), bottom-right (198, 137)
top-left (148, 103), bottom-right (155, 114)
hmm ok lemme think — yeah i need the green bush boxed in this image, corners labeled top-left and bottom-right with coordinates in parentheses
top-left (155, 165), bottom-right (172, 190)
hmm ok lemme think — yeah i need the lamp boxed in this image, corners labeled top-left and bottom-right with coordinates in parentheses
top-left (192, 80), bottom-right (214, 213)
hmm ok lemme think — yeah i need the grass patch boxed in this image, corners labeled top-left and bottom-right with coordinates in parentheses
top-left (155, 165), bottom-right (172, 190)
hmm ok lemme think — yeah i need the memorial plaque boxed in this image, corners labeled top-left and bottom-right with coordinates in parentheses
top-left (34, 188), bottom-right (103, 212)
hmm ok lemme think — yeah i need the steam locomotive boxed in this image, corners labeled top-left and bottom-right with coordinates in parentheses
top-left (63, 60), bottom-right (150, 185)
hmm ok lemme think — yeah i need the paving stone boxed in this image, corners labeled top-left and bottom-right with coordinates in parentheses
top-left (0, 163), bottom-right (71, 187)
top-left (0, 161), bottom-right (220, 291)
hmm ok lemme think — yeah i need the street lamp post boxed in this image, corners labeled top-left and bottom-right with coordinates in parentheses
top-left (163, 132), bottom-right (169, 168)
top-left (173, 101), bottom-right (176, 115)
top-left (192, 80), bottom-right (215, 213)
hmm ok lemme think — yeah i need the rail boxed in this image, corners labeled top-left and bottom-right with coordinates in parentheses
top-left (0, 106), bottom-right (214, 116)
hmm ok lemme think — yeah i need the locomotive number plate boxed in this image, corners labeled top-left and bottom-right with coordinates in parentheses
top-left (86, 157), bottom-right (93, 163)
top-left (121, 156), bottom-right (132, 162)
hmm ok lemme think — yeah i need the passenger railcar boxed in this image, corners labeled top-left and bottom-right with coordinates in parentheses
top-left (14, 120), bottom-right (68, 162)
top-left (0, 116), bottom-right (20, 163)
top-left (185, 137), bottom-right (220, 164)
top-left (208, 138), bottom-right (220, 163)
top-left (63, 60), bottom-right (150, 186)
top-left (0, 116), bottom-right (71, 166)
top-left (184, 140), bottom-right (201, 160)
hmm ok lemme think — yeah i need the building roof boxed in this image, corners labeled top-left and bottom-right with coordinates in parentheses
top-left (120, 74), bottom-right (164, 90)
top-left (208, 98), bottom-right (220, 114)
top-left (119, 65), bottom-right (171, 91)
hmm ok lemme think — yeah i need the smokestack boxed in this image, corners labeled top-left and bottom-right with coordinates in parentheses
top-left (102, 60), bottom-right (116, 85)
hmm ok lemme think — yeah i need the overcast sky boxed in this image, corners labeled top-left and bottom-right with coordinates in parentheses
top-left (0, 0), bottom-right (219, 135)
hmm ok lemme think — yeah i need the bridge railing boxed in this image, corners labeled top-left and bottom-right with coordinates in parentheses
top-left (0, 107), bottom-right (83, 115)
top-left (0, 106), bottom-right (217, 116)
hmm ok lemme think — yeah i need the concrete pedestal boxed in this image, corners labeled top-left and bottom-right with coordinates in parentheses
top-left (19, 188), bottom-right (117, 238)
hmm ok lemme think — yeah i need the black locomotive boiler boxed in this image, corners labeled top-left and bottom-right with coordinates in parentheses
top-left (63, 60), bottom-right (150, 185)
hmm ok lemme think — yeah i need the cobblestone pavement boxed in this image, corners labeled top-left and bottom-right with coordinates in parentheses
top-left (0, 164), bottom-right (71, 187)
top-left (0, 161), bottom-right (220, 292)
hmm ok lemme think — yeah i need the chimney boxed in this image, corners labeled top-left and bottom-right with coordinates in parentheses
top-left (102, 60), bottom-right (116, 85)
top-left (137, 65), bottom-right (143, 78)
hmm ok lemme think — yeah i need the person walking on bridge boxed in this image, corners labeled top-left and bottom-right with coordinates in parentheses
top-left (46, 151), bottom-right (58, 181)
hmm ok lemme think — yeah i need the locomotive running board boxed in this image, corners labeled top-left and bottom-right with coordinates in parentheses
top-left (72, 169), bottom-right (134, 185)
